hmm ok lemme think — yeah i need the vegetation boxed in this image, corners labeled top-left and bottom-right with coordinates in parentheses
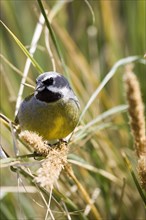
top-left (1, 1), bottom-right (146, 219)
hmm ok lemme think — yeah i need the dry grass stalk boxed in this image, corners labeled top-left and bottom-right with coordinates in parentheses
top-left (19, 130), bottom-right (69, 189)
top-left (35, 142), bottom-right (68, 189)
top-left (124, 64), bottom-right (146, 190)
top-left (124, 65), bottom-right (145, 156)
top-left (138, 156), bottom-right (146, 190)
top-left (65, 163), bottom-right (102, 220)
top-left (19, 130), bottom-right (50, 156)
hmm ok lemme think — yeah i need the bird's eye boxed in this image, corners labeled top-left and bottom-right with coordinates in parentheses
top-left (43, 77), bottom-right (54, 86)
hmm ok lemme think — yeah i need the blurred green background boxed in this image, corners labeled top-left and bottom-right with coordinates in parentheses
top-left (1, 1), bottom-right (146, 220)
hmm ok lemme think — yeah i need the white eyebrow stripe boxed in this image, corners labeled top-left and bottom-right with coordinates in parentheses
top-left (42, 74), bottom-right (57, 81)
top-left (47, 85), bottom-right (69, 94)
top-left (40, 72), bottom-right (62, 80)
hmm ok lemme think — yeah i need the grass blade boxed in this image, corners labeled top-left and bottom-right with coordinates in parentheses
top-left (78, 105), bottom-right (128, 136)
top-left (80, 56), bottom-right (140, 121)
top-left (1, 20), bottom-right (43, 73)
top-left (37, 0), bottom-right (67, 76)
top-left (15, 13), bottom-right (45, 116)
top-left (122, 152), bottom-right (146, 206)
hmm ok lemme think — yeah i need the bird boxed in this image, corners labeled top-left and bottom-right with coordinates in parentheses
top-left (15, 72), bottom-right (80, 141)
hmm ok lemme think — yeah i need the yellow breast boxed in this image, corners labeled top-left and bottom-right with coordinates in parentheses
top-left (16, 95), bottom-right (80, 141)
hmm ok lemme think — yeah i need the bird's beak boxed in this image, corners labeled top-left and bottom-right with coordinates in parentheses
top-left (35, 83), bottom-right (45, 92)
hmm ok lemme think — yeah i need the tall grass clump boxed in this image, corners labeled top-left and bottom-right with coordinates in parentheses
top-left (1, 1), bottom-right (146, 219)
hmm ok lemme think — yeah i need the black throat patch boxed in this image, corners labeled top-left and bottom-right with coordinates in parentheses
top-left (35, 88), bottom-right (62, 103)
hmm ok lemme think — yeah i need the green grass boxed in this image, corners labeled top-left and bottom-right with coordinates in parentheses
top-left (1, 1), bottom-right (146, 219)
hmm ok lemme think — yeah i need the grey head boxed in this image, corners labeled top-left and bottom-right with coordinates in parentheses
top-left (35, 72), bottom-right (76, 103)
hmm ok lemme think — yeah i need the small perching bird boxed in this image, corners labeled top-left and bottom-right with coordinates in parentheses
top-left (15, 72), bottom-right (80, 141)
